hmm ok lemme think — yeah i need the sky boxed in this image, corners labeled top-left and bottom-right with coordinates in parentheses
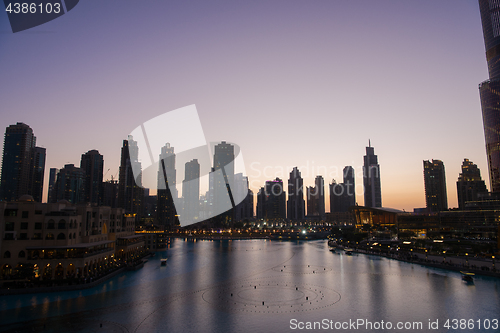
top-left (0, 0), bottom-right (490, 212)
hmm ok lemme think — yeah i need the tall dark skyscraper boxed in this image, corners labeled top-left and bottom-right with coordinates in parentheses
top-left (157, 143), bottom-right (178, 229)
top-left (287, 167), bottom-right (305, 221)
top-left (423, 159), bottom-right (448, 213)
top-left (213, 141), bottom-right (235, 204)
top-left (80, 150), bottom-right (104, 204)
top-left (478, 0), bottom-right (500, 193)
top-left (363, 141), bottom-right (382, 208)
top-left (263, 178), bottom-right (286, 220)
top-left (234, 173), bottom-right (253, 221)
top-left (182, 159), bottom-right (200, 223)
top-left (330, 166), bottom-right (356, 213)
top-left (118, 136), bottom-right (144, 216)
top-left (212, 141), bottom-right (235, 223)
top-left (29, 146), bottom-right (46, 203)
top-left (53, 164), bottom-right (85, 204)
top-left (456, 158), bottom-right (488, 209)
top-left (47, 167), bottom-right (57, 203)
top-left (307, 176), bottom-right (325, 218)
top-left (0, 122), bottom-right (45, 202)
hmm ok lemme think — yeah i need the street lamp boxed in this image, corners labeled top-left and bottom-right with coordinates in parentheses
top-left (465, 253), bottom-right (469, 267)
top-left (492, 256), bottom-right (495, 270)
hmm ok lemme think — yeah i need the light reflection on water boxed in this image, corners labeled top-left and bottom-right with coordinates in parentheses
top-left (0, 239), bottom-right (499, 333)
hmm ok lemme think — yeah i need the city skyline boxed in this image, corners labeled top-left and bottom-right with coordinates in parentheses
top-left (0, 0), bottom-right (489, 211)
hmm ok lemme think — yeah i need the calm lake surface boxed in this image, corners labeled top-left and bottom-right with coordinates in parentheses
top-left (0, 239), bottom-right (499, 332)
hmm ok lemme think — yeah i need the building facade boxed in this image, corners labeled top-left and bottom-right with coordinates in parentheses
top-left (0, 197), bottom-right (144, 281)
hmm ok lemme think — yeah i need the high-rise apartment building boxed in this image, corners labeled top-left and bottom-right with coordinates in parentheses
top-left (30, 146), bottom-right (46, 202)
top-left (330, 166), bottom-right (356, 213)
top-left (182, 159), bottom-right (200, 223)
top-left (52, 164), bottom-right (85, 204)
top-left (47, 167), bottom-right (57, 203)
top-left (0, 123), bottom-right (46, 202)
top-left (118, 136), bottom-right (143, 216)
top-left (307, 176), bottom-right (325, 218)
top-left (478, 0), bottom-right (500, 192)
top-left (156, 143), bottom-right (177, 229)
top-left (363, 142), bottom-right (382, 208)
top-left (423, 159), bottom-right (448, 213)
top-left (287, 167), bottom-right (305, 221)
top-left (80, 150), bottom-right (104, 204)
top-left (457, 158), bottom-right (488, 209)
top-left (263, 178), bottom-right (286, 220)
top-left (233, 173), bottom-right (253, 221)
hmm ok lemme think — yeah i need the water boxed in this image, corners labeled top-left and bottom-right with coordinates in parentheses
top-left (0, 239), bottom-right (499, 332)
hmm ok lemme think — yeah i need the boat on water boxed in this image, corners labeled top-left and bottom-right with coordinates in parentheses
top-left (461, 271), bottom-right (475, 282)
top-left (344, 248), bottom-right (354, 255)
top-left (160, 258), bottom-right (168, 266)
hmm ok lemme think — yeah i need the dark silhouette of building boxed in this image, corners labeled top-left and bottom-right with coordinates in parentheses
top-left (102, 179), bottom-right (118, 208)
top-left (363, 141), bottom-right (382, 207)
top-left (330, 166), bottom-right (356, 213)
top-left (423, 159), bottom-right (448, 212)
top-left (52, 164), bottom-right (85, 204)
top-left (234, 173), bottom-right (253, 221)
top-left (80, 150), bottom-right (104, 205)
top-left (457, 158), bottom-right (488, 209)
top-left (47, 168), bottom-right (57, 203)
top-left (213, 141), bottom-right (235, 212)
top-left (118, 136), bottom-right (143, 217)
top-left (256, 178), bottom-right (286, 220)
top-left (478, 0), bottom-right (500, 193)
top-left (287, 167), bottom-right (305, 221)
top-left (182, 159), bottom-right (200, 223)
top-left (156, 143), bottom-right (178, 229)
top-left (307, 175), bottom-right (325, 218)
top-left (29, 146), bottom-right (46, 203)
top-left (0, 122), bottom-right (45, 202)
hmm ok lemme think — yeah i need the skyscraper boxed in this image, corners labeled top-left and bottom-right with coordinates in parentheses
top-left (80, 150), bottom-right (104, 204)
top-left (234, 173), bottom-right (253, 221)
top-left (363, 141), bottom-right (382, 208)
top-left (478, 0), bottom-right (500, 193)
top-left (287, 167), bottom-right (305, 221)
top-left (182, 159), bottom-right (200, 223)
top-left (423, 159), bottom-right (448, 213)
top-left (263, 178), bottom-right (286, 220)
top-left (213, 141), bottom-right (235, 206)
top-left (53, 164), bottom-right (85, 204)
top-left (118, 136), bottom-right (144, 216)
top-left (307, 176), bottom-right (325, 218)
top-left (0, 123), bottom-right (45, 202)
top-left (456, 158), bottom-right (488, 209)
top-left (29, 146), bottom-right (46, 203)
top-left (212, 141), bottom-right (235, 223)
top-left (330, 166), bottom-right (356, 213)
top-left (156, 143), bottom-right (178, 229)
top-left (47, 167), bottom-right (57, 203)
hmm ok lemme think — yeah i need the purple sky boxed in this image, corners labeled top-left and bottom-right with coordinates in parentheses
top-left (0, 0), bottom-right (489, 211)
